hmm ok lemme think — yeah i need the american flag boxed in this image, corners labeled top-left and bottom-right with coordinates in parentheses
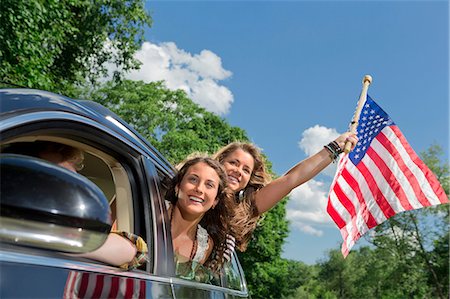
top-left (327, 95), bottom-right (448, 257)
top-left (63, 271), bottom-right (146, 299)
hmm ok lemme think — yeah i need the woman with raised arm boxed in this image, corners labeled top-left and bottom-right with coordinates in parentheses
top-left (213, 132), bottom-right (358, 251)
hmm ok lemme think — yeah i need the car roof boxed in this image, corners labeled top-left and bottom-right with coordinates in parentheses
top-left (0, 88), bottom-right (175, 175)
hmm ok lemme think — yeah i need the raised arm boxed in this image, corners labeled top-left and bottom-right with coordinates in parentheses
top-left (253, 132), bottom-right (357, 214)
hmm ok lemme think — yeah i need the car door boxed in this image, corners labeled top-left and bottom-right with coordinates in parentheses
top-left (0, 106), bottom-right (175, 298)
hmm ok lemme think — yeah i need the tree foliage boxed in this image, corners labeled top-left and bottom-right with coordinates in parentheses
top-left (0, 0), bottom-right (151, 93)
top-left (237, 198), bottom-right (290, 298)
top-left (85, 80), bottom-right (248, 163)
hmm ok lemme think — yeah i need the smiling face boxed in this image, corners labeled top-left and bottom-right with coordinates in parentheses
top-left (176, 162), bottom-right (221, 216)
top-left (222, 148), bottom-right (255, 192)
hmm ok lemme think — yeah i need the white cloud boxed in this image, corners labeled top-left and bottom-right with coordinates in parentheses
top-left (119, 41), bottom-right (234, 115)
top-left (287, 125), bottom-right (344, 236)
top-left (287, 180), bottom-right (332, 236)
top-left (298, 125), bottom-right (340, 177)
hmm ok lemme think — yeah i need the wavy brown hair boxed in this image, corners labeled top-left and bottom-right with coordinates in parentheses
top-left (165, 155), bottom-right (235, 271)
top-left (213, 142), bottom-right (271, 251)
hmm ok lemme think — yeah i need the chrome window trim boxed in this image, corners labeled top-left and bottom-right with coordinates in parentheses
top-left (0, 111), bottom-right (174, 177)
top-left (170, 277), bottom-right (248, 297)
top-left (0, 250), bottom-right (169, 283)
top-left (141, 156), bottom-right (170, 275)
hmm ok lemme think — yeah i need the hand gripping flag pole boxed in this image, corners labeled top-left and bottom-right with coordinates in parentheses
top-left (344, 75), bottom-right (373, 153)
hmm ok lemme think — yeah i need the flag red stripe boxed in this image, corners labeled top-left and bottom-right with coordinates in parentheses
top-left (341, 168), bottom-right (378, 228)
top-left (63, 271), bottom-right (77, 298)
top-left (139, 280), bottom-right (146, 298)
top-left (108, 276), bottom-right (120, 299)
top-left (91, 275), bottom-right (104, 299)
top-left (377, 129), bottom-right (432, 207)
top-left (356, 161), bottom-right (396, 219)
top-left (327, 200), bottom-right (346, 229)
top-left (333, 182), bottom-right (357, 218)
top-left (68, 271), bottom-right (78, 298)
top-left (366, 145), bottom-right (413, 211)
top-left (78, 273), bottom-right (89, 299)
top-left (390, 126), bottom-right (448, 204)
top-left (125, 278), bottom-right (134, 298)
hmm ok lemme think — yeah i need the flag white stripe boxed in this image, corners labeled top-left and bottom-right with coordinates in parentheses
top-left (384, 128), bottom-right (442, 205)
top-left (328, 191), bottom-right (352, 224)
top-left (340, 226), bottom-right (350, 256)
top-left (83, 274), bottom-right (96, 298)
top-left (364, 144), bottom-right (406, 214)
top-left (346, 161), bottom-right (387, 224)
top-left (119, 278), bottom-right (126, 296)
top-left (100, 275), bottom-right (113, 298)
top-left (133, 281), bottom-right (142, 298)
top-left (335, 175), bottom-right (370, 237)
top-left (336, 175), bottom-right (361, 213)
top-left (371, 136), bottom-right (424, 209)
top-left (63, 271), bottom-right (77, 298)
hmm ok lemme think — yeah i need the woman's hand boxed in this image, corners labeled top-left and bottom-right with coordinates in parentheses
top-left (334, 132), bottom-right (358, 152)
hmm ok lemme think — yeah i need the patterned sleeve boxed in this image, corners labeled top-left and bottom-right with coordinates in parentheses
top-left (111, 231), bottom-right (149, 271)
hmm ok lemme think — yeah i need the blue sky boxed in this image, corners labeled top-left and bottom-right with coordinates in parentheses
top-left (119, 0), bottom-right (449, 264)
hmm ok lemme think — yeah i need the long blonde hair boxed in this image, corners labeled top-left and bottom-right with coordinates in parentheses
top-left (213, 142), bottom-right (271, 251)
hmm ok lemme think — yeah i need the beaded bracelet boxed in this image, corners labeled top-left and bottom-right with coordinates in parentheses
top-left (324, 141), bottom-right (343, 163)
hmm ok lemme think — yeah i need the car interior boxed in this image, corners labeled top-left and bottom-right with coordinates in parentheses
top-left (0, 136), bottom-right (133, 233)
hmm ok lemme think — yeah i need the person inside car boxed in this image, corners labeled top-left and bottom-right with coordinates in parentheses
top-left (2, 141), bottom-right (148, 270)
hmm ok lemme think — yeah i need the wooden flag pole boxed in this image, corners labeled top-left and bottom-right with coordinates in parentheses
top-left (344, 75), bottom-right (373, 153)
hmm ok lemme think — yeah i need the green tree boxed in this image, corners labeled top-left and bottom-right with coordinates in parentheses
top-left (280, 260), bottom-right (315, 299)
top-left (365, 144), bottom-right (449, 298)
top-left (0, 0), bottom-right (151, 93)
top-left (237, 198), bottom-right (290, 299)
top-left (86, 80), bottom-right (248, 163)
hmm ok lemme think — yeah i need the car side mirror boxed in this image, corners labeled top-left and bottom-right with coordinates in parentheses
top-left (0, 154), bottom-right (112, 253)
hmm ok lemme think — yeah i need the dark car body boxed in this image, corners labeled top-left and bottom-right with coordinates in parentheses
top-left (0, 88), bottom-right (248, 299)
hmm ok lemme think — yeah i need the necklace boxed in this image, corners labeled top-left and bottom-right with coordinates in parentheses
top-left (171, 206), bottom-right (197, 260)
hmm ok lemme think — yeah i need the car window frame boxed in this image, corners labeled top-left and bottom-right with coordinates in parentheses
top-left (0, 113), bottom-right (157, 272)
top-left (1, 109), bottom-right (249, 297)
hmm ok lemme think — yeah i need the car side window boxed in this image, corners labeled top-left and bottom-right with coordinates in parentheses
top-left (0, 139), bottom-right (147, 269)
top-left (155, 168), bottom-right (247, 291)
